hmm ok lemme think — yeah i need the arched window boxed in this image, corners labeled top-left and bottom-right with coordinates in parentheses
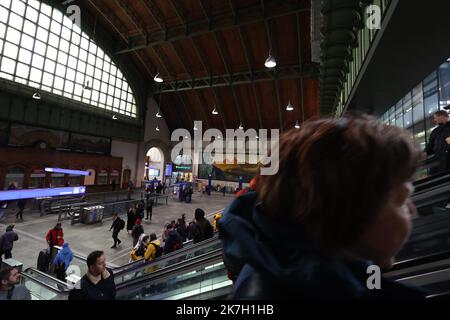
top-left (0, 0), bottom-right (137, 117)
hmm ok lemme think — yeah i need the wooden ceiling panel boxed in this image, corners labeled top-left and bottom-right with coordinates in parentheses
top-left (159, 94), bottom-right (182, 132)
top-left (176, 38), bottom-right (209, 79)
top-left (279, 79), bottom-right (301, 130)
top-left (199, 89), bottom-right (223, 130)
top-left (273, 16), bottom-right (298, 67)
top-left (196, 33), bottom-right (227, 75)
top-left (218, 87), bottom-right (240, 129)
top-left (243, 23), bottom-right (269, 72)
top-left (303, 77), bottom-right (320, 120)
top-left (183, 91), bottom-right (211, 130)
top-left (237, 84), bottom-right (259, 130)
top-left (154, 0), bottom-right (182, 28)
top-left (77, 0), bottom-right (318, 130)
top-left (179, 0), bottom-right (208, 22)
top-left (221, 28), bottom-right (248, 74)
top-left (159, 43), bottom-right (187, 77)
top-left (258, 82), bottom-right (280, 130)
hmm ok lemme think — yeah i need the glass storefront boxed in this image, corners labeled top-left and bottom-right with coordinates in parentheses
top-left (29, 170), bottom-right (45, 188)
top-left (380, 66), bottom-right (447, 151)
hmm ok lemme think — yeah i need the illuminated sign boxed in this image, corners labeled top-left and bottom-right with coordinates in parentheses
top-left (45, 168), bottom-right (91, 176)
top-left (0, 186), bottom-right (86, 201)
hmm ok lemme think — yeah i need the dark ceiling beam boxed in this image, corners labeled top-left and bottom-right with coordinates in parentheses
top-left (198, 0), bottom-right (210, 25)
top-left (213, 32), bottom-right (231, 75)
top-left (191, 37), bottom-right (211, 76)
top-left (88, 0), bottom-right (153, 78)
top-left (238, 27), bottom-right (264, 129)
top-left (274, 79), bottom-right (284, 132)
top-left (151, 46), bottom-right (173, 76)
top-left (142, 0), bottom-right (166, 31)
top-left (170, 0), bottom-right (187, 26)
top-left (114, 0), bottom-right (146, 35)
top-left (228, 0), bottom-right (238, 24)
top-left (194, 90), bottom-right (212, 129)
top-left (153, 64), bottom-right (316, 93)
top-left (116, 3), bottom-right (309, 54)
top-left (297, 13), bottom-right (305, 123)
top-left (170, 42), bottom-right (192, 76)
top-left (260, 0), bottom-right (266, 17)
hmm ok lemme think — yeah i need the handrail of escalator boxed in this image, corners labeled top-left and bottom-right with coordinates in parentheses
top-left (113, 234), bottom-right (221, 276)
top-left (21, 271), bottom-right (68, 295)
top-left (389, 250), bottom-right (450, 272)
top-left (52, 234), bottom-right (221, 283)
top-left (116, 248), bottom-right (224, 291)
top-left (23, 267), bottom-right (71, 291)
top-left (426, 290), bottom-right (450, 299)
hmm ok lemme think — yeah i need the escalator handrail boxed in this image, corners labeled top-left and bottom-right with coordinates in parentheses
top-left (21, 273), bottom-right (68, 295)
top-left (23, 267), bottom-right (71, 288)
top-left (116, 248), bottom-right (224, 291)
top-left (113, 236), bottom-right (222, 277)
top-left (52, 234), bottom-right (221, 277)
top-left (390, 250), bottom-right (450, 272)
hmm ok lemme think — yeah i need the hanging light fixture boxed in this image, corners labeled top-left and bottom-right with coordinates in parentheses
top-left (153, 73), bottom-right (163, 83)
top-left (286, 100), bottom-right (294, 111)
top-left (264, 52), bottom-right (277, 68)
top-left (156, 110), bottom-right (162, 118)
top-left (193, 124), bottom-right (198, 131)
top-left (112, 114), bottom-right (118, 120)
top-left (212, 106), bottom-right (219, 115)
top-left (156, 125), bottom-right (160, 131)
top-left (295, 120), bottom-right (300, 129)
top-left (83, 80), bottom-right (92, 91)
top-left (238, 123), bottom-right (244, 130)
top-left (32, 90), bottom-right (41, 100)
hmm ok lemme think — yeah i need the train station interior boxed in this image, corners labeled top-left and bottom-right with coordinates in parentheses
top-left (1, 0), bottom-right (450, 302)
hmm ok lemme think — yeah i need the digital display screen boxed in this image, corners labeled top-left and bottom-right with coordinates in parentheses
top-left (165, 164), bottom-right (172, 176)
top-left (148, 168), bottom-right (160, 176)
top-left (0, 186), bottom-right (86, 201)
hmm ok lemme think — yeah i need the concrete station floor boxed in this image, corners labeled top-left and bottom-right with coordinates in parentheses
top-left (0, 191), bottom-right (234, 269)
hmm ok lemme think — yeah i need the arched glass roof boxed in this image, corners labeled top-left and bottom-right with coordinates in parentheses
top-left (0, 0), bottom-right (137, 118)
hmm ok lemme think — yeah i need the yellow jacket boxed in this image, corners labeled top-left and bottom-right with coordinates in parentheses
top-left (212, 213), bottom-right (222, 231)
top-left (144, 240), bottom-right (161, 261)
top-left (130, 244), bottom-right (147, 261)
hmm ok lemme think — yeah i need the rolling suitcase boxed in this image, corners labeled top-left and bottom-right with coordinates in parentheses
top-left (37, 249), bottom-right (50, 272)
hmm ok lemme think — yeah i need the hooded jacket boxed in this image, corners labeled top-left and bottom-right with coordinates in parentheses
top-left (219, 192), bottom-right (427, 300)
top-left (53, 243), bottom-right (73, 271)
top-left (144, 240), bottom-right (162, 261)
top-left (0, 229), bottom-right (18, 251)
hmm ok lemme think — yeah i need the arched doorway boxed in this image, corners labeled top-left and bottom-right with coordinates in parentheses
top-left (145, 147), bottom-right (164, 182)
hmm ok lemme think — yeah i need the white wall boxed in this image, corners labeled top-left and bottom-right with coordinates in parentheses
top-left (135, 96), bottom-right (172, 187)
top-left (111, 139), bottom-right (138, 187)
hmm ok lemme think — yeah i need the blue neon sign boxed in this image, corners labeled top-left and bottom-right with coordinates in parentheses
top-left (0, 186), bottom-right (86, 201)
top-left (45, 168), bottom-right (91, 176)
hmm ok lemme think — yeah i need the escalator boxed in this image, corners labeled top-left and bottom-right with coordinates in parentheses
top-left (22, 167), bottom-right (450, 300)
